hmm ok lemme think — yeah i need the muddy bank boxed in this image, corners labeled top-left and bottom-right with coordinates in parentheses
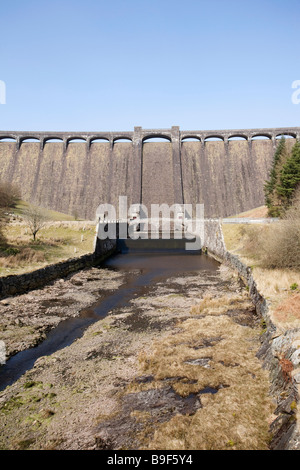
top-left (0, 267), bottom-right (125, 359)
top-left (0, 254), bottom-right (274, 450)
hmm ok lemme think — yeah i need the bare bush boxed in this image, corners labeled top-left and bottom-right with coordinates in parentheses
top-left (0, 181), bottom-right (21, 209)
top-left (260, 199), bottom-right (300, 269)
top-left (22, 206), bottom-right (48, 241)
top-left (0, 181), bottom-right (21, 246)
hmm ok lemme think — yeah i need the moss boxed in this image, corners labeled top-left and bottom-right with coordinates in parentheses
top-left (226, 440), bottom-right (235, 447)
top-left (23, 380), bottom-right (43, 389)
top-left (1, 395), bottom-right (25, 413)
top-left (260, 319), bottom-right (267, 329)
top-left (17, 438), bottom-right (35, 450)
top-left (290, 401), bottom-right (297, 411)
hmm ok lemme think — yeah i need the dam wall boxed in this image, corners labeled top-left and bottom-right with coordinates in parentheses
top-left (0, 127), bottom-right (299, 219)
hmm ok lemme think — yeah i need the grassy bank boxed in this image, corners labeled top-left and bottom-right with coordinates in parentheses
top-left (222, 223), bottom-right (300, 329)
top-left (0, 203), bottom-right (96, 276)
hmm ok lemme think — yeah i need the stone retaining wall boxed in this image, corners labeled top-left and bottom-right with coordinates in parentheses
top-left (204, 219), bottom-right (300, 450)
top-left (0, 238), bottom-right (117, 299)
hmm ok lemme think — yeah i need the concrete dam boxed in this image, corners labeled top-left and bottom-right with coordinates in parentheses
top-left (0, 126), bottom-right (299, 220)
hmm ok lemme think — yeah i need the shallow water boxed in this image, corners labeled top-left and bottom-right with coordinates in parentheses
top-left (0, 252), bottom-right (219, 391)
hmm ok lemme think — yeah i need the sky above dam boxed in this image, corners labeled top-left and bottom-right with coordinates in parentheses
top-left (0, 0), bottom-right (299, 132)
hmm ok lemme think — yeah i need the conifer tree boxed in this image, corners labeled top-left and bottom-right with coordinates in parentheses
top-left (277, 141), bottom-right (300, 206)
top-left (264, 137), bottom-right (288, 217)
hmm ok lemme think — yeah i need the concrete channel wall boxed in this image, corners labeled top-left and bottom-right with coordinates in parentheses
top-left (204, 219), bottom-right (300, 450)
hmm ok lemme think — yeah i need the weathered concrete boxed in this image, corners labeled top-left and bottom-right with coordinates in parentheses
top-left (0, 126), bottom-right (299, 219)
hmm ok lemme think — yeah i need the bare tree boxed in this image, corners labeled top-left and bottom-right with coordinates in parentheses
top-left (22, 206), bottom-right (48, 241)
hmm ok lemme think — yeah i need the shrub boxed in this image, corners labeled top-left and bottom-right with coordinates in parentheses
top-left (259, 198), bottom-right (300, 269)
top-left (0, 180), bottom-right (21, 246)
top-left (290, 283), bottom-right (299, 291)
top-left (0, 181), bottom-right (20, 209)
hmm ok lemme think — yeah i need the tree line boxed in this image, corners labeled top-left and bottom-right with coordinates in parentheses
top-left (264, 137), bottom-right (300, 217)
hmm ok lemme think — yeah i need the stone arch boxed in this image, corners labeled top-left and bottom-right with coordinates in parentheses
top-left (251, 134), bottom-right (272, 140)
top-left (181, 136), bottom-right (202, 143)
top-left (0, 136), bottom-right (17, 142)
top-left (228, 134), bottom-right (248, 141)
top-left (113, 137), bottom-right (133, 146)
top-left (20, 136), bottom-right (41, 144)
top-left (204, 135), bottom-right (224, 142)
top-left (275, 133), bottom-right (297, 139)
top-left (66, 137), bottom-right (87, 145)
top-left (42, 137), bottom-right (64, 149)
top-left (113, 136), bottom-right (132, 143)
top-left (65, 137), bottom-right (87, 149)
top-left (44, 137), bottom-right (64, 143)
top-left (142, 134), bottom-right (172, 143)
top-left (90, 137), bottom-right (110, 144)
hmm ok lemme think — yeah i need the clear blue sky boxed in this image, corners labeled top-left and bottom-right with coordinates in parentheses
top-left (0, 0), bottom-right (299, 132)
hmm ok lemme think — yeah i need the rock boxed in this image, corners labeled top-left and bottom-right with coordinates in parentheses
top-left (293, 372), bottom-right (300, 384)
top-left (95, 433), bottom-right (113, 450)
top-left (184, 357), bottom-right (211, 368)
top-left (291, 350), bottom-right (300, 367)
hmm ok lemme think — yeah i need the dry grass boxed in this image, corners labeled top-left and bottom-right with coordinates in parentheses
top-left (225, 199), bottom-right (300, 270)
top-left (0, 221), bottom-right (96, 276)
top-left (13, 200), bottom-right (77, 222)
top-left (227, 205), bottom-right (268, 219)
top-left (273, 293), bottom-right (300, 327)
top-left (190, 292), bottom-right (252, 316)
top-left (222, 222), bottom-right (300, 328)
top-left (135, 295), bottom-right (273, 450)
top-left (0, 247), bottom-right (46, 268)
top-left (222, 224), bottom-right (267, 263)
top-left (250, 268), bottom-right (300, 303)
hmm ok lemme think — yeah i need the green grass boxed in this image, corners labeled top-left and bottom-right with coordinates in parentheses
top-left (14, 200), bottom-right (77, 221)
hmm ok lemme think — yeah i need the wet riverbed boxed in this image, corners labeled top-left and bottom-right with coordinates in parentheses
top-left (0, 252), bottom-right (218, 392)
top-left (0, 252), bottom-right (274, 450)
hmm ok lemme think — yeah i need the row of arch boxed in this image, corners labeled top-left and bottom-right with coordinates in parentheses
top-left (0, 133), bottom-right (298, 146)
top-left (0, 135), bottom-right (133, 147)
top-left (179, 132), bottom-right (299, 142)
